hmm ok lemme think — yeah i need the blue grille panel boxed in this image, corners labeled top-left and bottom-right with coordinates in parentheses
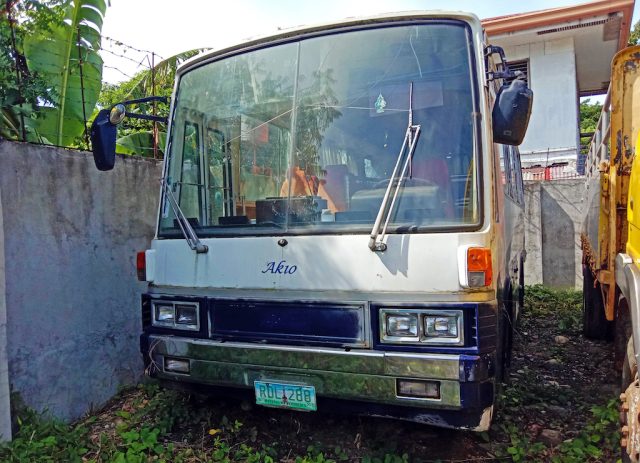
top-left (210, 300), bottom-right (366, 347)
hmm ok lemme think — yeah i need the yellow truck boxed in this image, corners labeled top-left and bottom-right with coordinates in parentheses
top-left (581, 45), bottom-right (640, 462)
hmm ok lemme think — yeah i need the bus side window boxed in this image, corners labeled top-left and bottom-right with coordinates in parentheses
top-left (501, 145), bottom-right (513, 198)
top-left (511, 146), bottom-right (525, 206)
top-left (206, 128), bottom-right (226, 223)
top-left (178, 121), bottom-right (203, 223)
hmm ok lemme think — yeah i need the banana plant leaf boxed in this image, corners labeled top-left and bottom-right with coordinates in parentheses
top-left (1, 105), bottom-right (50, 143)
top-left (116, 131), bottom-right (167, 157)
top-left (23, 0), bottom-right (107, 147)
top-left (124, 49), bottom-right (207, 98)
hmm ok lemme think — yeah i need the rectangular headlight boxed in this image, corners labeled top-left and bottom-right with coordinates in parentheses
top-left (380, 308), bottom-right (464, 345)
top-left (176, 304), bottom-right (198, 326)
top-left (425, 315), bottom-right (459, 338)
top-left (152, 301), bottom-right (199, 331)
top-left (155, 304), bottom-right (175, 323)
top-left (387, 314), bottom-right (419, 337)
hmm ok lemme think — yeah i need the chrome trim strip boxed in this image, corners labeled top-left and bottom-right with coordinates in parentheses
top-left (384, 353), bottom-right (461, 379)
top-left (148, 335), bottom-right (461, 380)
top-left (152, 357), bottom-right (462, 408)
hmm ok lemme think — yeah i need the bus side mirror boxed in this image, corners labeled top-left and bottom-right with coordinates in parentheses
top-left (492, 79), bottom-right (533, 146)
top-left (90, 104), bottom-right (126, 171)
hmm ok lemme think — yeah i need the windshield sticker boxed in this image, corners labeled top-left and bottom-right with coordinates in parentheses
top-left (375, 92), bottom-right (387, 114)
top-left (262, 260), bottom-right (297, 275)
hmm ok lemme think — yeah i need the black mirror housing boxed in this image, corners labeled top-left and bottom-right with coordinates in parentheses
top-left (492, 79), bottom-right (533, 146)
top-left (90, 109), bottom-right (117, 171)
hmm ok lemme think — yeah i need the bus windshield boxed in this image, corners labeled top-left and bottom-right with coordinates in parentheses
top-left (160, 21), bottom-right (480, 237)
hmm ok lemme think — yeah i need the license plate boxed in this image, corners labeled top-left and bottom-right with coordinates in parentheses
top-left (254, 381), bottom-right (317, 411)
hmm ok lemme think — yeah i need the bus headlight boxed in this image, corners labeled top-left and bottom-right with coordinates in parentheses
top-left (386, 314), bottom-right (419, 337)
top-left (380, 309), bottom-right (464, 345)
top-left (424, 314), bottom-right (460, 338)
top-left (176, 304), bottom-right (198, 327)
top-left (155, 304), bottom-right (175, 323)
top-left (152, 301), bottom-right (199, 331)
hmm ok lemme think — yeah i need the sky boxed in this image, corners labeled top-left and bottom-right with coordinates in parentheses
top-left (100, 0), bottom-right (639, 84)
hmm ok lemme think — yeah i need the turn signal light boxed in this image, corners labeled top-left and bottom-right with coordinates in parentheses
top-left (136, 251), bottom-right (146, 281)
top-left (467, 247), bottom-right (492, 287)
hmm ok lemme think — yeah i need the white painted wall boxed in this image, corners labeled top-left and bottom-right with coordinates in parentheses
top-left (501, 38), bottom-right (580, 166)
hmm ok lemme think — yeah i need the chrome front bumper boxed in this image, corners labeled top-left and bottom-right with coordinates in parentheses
top-left (144, 334), bottom-right (492, 410)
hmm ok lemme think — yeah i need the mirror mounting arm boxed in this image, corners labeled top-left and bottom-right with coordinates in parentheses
top-left (121, 96), bottom-right (169, 123)
top-left (124, 112), bottom-right (168, 124)
top-left (121, 96), bottom-right (168, 106)
top-left (485, 45), bottom-right (516, 82)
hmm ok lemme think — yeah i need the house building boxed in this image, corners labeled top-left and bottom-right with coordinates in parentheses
top-left (483, 0), bottom-right (635, 171)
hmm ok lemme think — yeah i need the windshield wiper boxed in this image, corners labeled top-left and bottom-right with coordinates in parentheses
top-left (368, 82), bottom-right (421, 252)
top-left (162, 180), bottom-right (208, 254)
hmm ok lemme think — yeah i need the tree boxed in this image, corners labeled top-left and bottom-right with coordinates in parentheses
top-left (0, 0), bottom-right (107, 146)
top-left (579, 98), bottom-right (603, 154)
top-left (629, 20), bottom-right (640, 46)
top-left (0, 0), bottom-right (64, 140)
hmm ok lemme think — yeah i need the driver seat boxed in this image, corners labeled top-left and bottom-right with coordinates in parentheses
top-left (410, 157), bottom-right (455, 218)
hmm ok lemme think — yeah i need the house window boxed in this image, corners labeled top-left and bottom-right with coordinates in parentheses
top-left (506, 59), bottom-right (529, 86)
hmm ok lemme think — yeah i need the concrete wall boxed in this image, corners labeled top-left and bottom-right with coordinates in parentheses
top-left (502, 38), bottom-right (580, 167)
top-left (0, 140), bottom-right (161, 422)
top-left (524, 179), bottom-right (584, 288)
top-left (0, 185), bottom-right (10, 441)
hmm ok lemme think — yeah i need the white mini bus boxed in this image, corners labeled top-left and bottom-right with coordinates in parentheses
top-left (92, 11), bottom-right (531, 431)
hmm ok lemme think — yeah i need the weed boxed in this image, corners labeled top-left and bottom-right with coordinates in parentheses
top-left (0, 408), bottom-right (89, 463)
top-left (361, 454), bottom-right (409, 463)
top-left (552, 399), bottom-right (621, 462)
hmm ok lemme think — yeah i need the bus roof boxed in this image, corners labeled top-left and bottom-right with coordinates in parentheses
top-left (177, 10), bottom-right (482, 77)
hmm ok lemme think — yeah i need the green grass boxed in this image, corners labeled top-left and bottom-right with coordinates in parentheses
top-left (0, 384), bottom-right (337, 463)
top-left (522, 284), bottom-right (583, 334)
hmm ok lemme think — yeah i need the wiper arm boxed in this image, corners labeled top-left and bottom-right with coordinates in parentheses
top-left (368, 82), bottom-right (421, 252)
top-left (162, 179), bottom-right (209, 254)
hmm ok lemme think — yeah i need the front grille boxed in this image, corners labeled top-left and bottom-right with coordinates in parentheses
top-left (210, 299), bottom-right (366, 347)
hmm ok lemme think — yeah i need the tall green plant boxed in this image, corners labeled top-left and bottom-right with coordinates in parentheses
top-left (23, 0), bottom-right (106, 146)
top-left (0, 0), bottom-right (64, 141)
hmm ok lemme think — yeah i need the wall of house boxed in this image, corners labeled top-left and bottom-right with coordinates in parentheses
top-left (501, 38), bottom-right (580, 167)
top-left (0, 140), bottom-right (161, 423)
